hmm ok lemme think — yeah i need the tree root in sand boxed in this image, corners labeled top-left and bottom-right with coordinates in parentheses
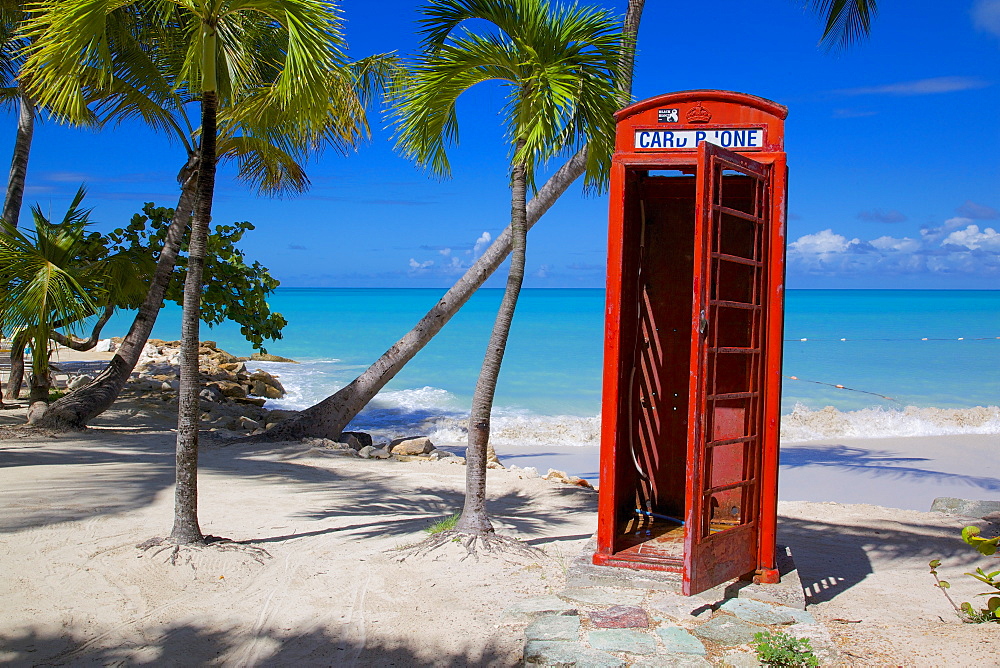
top-left (397, 529), bottom-right (545, 563)
top-left (136, 535), bottom-right (272, 566)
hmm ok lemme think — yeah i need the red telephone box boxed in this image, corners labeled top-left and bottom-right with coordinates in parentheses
top-left (594, 91), bottom-right (787, 596)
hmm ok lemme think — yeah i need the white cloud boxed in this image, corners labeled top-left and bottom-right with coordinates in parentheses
top-left (407, 230), bottom-right (497, 276)
top-left (974, 0), bottom-right (1000, 37)
top-left (835, 76), bottom-right (990, 96)
top-left (473, 231), bottom-right (492, 255)
top-left (942, 224), bottom-right (1000, 250)
top-left (789, 216), bottom-right (1000, 279)
top-left (869, 236), bottom-right (921, 253)
top-left (788, 229), bottom-right (858, 255)
top-left (408, 258), bottom-right (434, 271)
top-left (535, 264), bottom-right (550, 279)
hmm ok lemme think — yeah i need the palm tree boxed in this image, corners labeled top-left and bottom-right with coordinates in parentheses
top-left (1, 0), bottom-right (34, 229)
top-left (0, 188), bottom-right (152, 415)
top-left (26, 49), bottom-right (393, 428)
top-left (251, 0), bottom-right (878, 448)
top-left (394, 0), bottom-right (623, 538)
top-left (25, 0), bottom-right (344, 545)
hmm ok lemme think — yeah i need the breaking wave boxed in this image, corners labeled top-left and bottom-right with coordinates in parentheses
top-left (779, 404), bottom-right (1000, 442)
top-left (252, 360), bottom-right (1000, 445)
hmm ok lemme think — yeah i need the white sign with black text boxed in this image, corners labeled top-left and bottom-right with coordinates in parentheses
top-left (634, 128), bottom-right (764, 150)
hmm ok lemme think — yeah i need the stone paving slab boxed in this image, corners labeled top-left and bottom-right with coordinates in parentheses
top-left (559, 587), bottom-right (645, 607)
top-left (720, 598), bottom-right (797, 625)
top-left (690, 616), bottom-right (764, 646)
top-left (655, 627), bottom-right (706, 655)
top-left (721, 650), bottom-right (763, 667)
top-left (648, 591), bottom-right (714, 621)
top-left (504, 595), bottom-right (578, 621)
top-left (589, 605), bottom-right (649, 629)
top-left (631, 655), bottom-right (713, 667)
top-left (523, 640), bottom-right (625, 667)
top-left (567, 540), bottom-right (683, 592)
top-left (588, 629), bottom-right (658, 655)
top-left (525, 614), bottom-right (581, 642)
top-left (787, 622), bottom-right (841, 664)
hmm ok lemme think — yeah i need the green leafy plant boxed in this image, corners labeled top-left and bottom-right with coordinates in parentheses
top-left (751, 631), bottom-right (819, 667)
top-left (108, 203), bottom-right (287, 351)
top-left (929, 526), bottom-right (1000, 623)
top-left (425, 513), bottom-right (460, 535)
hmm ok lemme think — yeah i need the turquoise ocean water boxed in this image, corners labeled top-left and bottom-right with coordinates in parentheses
top-left (100, 289), bottom-right (1000, 444)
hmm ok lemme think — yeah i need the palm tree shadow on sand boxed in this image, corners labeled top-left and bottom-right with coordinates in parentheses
top-left (780, 443), bottom-right (1000, 492)
top-left (0, 624), bottom-right (509, 667)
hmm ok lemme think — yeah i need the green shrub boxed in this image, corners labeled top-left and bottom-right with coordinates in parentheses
top-left (929, 526), bottom-right (1000, 623)
top-left (752, 631), bottom-right (819, 667)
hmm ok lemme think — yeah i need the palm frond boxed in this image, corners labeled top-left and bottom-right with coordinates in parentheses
top-left (395, 0), bottom-right (622, 193)
top-left (805, 0), bottom-right (878, 50)
top-left (217, 133), bottom-right (310, 197)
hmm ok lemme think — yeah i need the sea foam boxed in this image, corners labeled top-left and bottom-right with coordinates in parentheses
top-left (252, 360), bottom-right (1000, 445)
top-left (780, 403), bottom-right (1000, 442)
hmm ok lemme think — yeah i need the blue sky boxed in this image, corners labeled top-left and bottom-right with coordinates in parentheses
top-left (4, 0), bottom-right (1000, 289)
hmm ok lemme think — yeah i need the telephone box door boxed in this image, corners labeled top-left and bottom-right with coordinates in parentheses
top-left (683, 142), bottom-right (772, 595)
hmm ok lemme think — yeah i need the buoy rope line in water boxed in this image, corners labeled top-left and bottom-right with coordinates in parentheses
top-left (783, 375), bottom-right (897, 402)
top-left (784, 336), bottom-right (1000, 342)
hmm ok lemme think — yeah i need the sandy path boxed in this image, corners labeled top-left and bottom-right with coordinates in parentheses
top-left (0, 400), bottom-right (998, 665)
top-left (0, 425), bottom-right (597, 666)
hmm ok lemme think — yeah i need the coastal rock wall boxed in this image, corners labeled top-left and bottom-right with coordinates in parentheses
top-left (110, 338), bottom-right (295, 437)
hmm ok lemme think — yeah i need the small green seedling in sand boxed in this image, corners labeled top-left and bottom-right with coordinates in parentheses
top-left (929, 526), bottom-right (1000, 623)
top-left (752, 631), bottom-right (819, 667)
top-left (425, 513), bottom-right (460, 535)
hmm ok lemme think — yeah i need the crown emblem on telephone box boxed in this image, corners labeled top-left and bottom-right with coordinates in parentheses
top-left (686, 102), bottom-right (712, 123)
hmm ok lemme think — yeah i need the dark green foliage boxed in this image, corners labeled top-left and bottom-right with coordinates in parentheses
top-left (108, 203), bottom-right (286, 352)
top-left (751, 631), bottom-right (819, 667)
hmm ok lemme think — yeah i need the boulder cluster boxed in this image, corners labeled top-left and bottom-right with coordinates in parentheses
top-left (83, 338), bottom-right (299, 436)
top-left (301, 434), bottom-right (466, 463)
top-left (80, 339), bottom-right (595, 489)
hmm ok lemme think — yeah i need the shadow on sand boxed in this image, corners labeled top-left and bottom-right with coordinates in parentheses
top-left (0, 424), bottom-right (597, 545)
top-left (780, 443), bottom-right (1000, 492)
top-left (779, 512), bottom-right (997, 605)
top-left (0, 623), bottom-right (510, 667)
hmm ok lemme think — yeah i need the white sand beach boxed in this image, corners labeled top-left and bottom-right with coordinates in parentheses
top-left (1, 347), bottom-right (998, 666)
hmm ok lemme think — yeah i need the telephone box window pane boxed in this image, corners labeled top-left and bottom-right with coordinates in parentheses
top-left (706, 489), bottom-right (745, 533)
top-left (716, 212), bottom-right (760, 261)
top-left (714, 261), bottom-right (757, 304)
top-left (708, 353), bottom-right (753, 396)
top-left (708, 441), bottom-right (749, 490)
top-left (718, 172), bottom-right (756, 215)
top-left (712, 306), bottom-right (755, 349)
top-left (709, 399), bottom-right (750, 441)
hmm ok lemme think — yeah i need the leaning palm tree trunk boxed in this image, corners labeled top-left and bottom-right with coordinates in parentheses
top-left (34, 158), bottom-right (198, 430)
top-left (252, 147), bottom-right (587, 443)
top-left (3, 332), bottom-right (27, 400)
top-left (171, 92), bottom-right (217, 545)
top-left (5, 303), bottom-right (115, 397)
top-left (48, 304), bottom-right (115, 351)
top-left (0, 89), bottom-right (35, 408)
top-left (457, 155), bottom-right (528, 534)
top-left (2, 88), bottom-right (34, 228)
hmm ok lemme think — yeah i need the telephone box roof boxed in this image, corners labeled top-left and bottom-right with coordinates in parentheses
top-left (615, 90), bottom-right (788, 122)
